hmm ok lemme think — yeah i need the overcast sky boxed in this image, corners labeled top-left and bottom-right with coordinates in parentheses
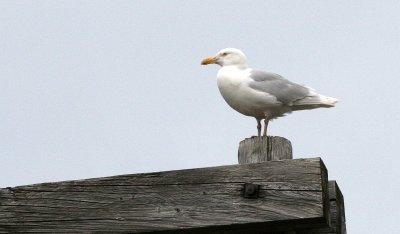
top-left (1, 1), bottom-right (400, 232)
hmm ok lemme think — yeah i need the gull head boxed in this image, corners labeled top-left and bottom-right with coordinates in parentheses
top-left (201, 48), bottom-right (247, 67)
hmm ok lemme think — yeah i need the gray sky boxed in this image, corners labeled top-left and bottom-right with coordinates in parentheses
top-left (1, 1), bottom-right (399, 232)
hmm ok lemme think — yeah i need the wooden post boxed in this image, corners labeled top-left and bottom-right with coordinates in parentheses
top-left (238, 136), bottom-right (293, 164)
top-left (238, 136), bottom-right (295, 234)
top-left (238, 136), bottom-right (346, 234)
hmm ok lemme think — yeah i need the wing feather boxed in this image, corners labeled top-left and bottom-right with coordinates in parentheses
top-left (249, 70), bottom-right (310, 105)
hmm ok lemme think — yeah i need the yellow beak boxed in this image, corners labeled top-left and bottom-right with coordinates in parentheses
top-left (201, 57), bottom-right (217, 65)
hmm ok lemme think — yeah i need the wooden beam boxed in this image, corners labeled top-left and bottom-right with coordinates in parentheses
top-left (0, 158), bottom-right (329, 233)
top-left (297, 181), bottom-right (347, 234)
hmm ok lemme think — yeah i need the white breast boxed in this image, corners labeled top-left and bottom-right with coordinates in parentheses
top-left (216, 66), bottom-right (280, 118)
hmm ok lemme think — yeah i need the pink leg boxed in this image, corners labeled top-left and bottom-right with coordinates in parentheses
top-left (256, 119), bottom-right (262, 138)
top-left (263, 118), bottom-right (269, 137)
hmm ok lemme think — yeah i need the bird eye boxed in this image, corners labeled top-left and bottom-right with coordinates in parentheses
top-left (221, 52), bottom-right (228, 56)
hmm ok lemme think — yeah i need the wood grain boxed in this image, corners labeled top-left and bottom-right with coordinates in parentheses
top-left (237, 136), bottom-right (332, 234)
top-left (0, 158), bottom-right (328, 233)
top-left (297, 181), bottom-right (347, 234)
top-left (237, 136), bottom-right (345, 234)
top-left (238, 136), bottom-right (293, 164)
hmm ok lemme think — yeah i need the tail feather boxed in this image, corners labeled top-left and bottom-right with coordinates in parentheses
top-left (292, 93), bottom-right (338, 110)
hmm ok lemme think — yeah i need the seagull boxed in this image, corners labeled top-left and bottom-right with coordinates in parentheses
top-left (201, 48), bottom-right (338, 137)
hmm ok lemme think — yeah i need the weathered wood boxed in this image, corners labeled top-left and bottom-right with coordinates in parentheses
top-left (0, 158), bottom-right (329, 233)
top-left (238, 136), bottom-right (293, 164)
top-left (237, 136), bottom-right (345, 234)
top-left (238, 136), bottom-right (329, 234)
top-left (298, 181), bottom-right (346, 234)
top-left (331, 181), bottom-right (346, 234)
top-left (239, 136), bottom-right (294, 234)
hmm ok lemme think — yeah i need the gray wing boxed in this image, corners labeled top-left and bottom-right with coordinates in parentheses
top-left (249, 70), bottom-right (310, 105)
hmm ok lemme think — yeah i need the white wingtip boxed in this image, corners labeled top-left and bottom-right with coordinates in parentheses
top-left (320, 95), bottom-right (338, 107)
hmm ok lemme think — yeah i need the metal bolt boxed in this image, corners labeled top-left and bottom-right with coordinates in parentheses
top-left (243, 183), bottom-right (260, 198)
